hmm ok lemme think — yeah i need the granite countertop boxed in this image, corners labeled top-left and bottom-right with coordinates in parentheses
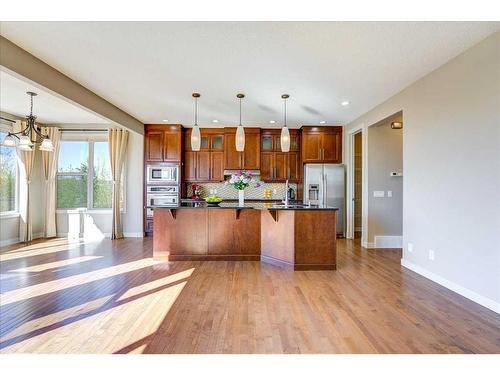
top-left (148, 201), bottom-right (338, 211)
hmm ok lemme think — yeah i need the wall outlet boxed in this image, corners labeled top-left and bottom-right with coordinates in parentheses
top-left (214, 189), bottom-right (217, 194)
top-left (373, 190), bottom-right (385, 198)
top-left (407, 243), bottom-right (413, 253)
top-left (429, 249), bottom-right (435, 261)
top-left (387, 190), bottom-right (393, 198)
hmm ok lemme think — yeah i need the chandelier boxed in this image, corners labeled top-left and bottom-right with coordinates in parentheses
top-left (2, 91), bottom-right (54, 152)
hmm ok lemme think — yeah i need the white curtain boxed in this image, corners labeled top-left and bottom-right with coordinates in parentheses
top-left (108, 128), bottom-right (129, 239)
top-left (41, 126), bottom-right (61, 238)
top-left (14, 120), bottom-right (36, 242)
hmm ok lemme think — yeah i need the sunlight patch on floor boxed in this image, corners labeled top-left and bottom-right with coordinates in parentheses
top-left (8, 255), bottom-right (103, 273)
top-left (1, 279), bottom-right (188, 353)
top-left (117, 268), bottom-right (194, 301)
top-left (0, 241), bottom-right (87, 261)
top-left (0, 258), bottom-right (164, 305)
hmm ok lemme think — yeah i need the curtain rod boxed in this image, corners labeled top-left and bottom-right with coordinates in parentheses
top-left (60, 129), bottom-right (108, 132)
top-left (0, 116), bottom-right (16, 123)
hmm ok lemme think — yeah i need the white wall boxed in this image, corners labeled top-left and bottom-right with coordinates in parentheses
top-left (366, 116), bottom-right (403, 247)
top-left (344, 31), bottom-right (500, 312)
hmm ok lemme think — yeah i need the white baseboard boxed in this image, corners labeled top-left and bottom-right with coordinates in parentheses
top-left (0, 232), bottom-right (44, 247)
top-left (375, 235), bottom-right (403, 248)
top-left (361, 240), bottom-right (375, 249)
top-left (56, 232), bottom-right (144, 240)
top-left (123, 232), bottom-right (144, 238)
top-left (401, 258), bottom-right (500, 315)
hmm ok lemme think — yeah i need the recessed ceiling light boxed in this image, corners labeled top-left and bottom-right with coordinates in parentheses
top-left (212, 119), bottom-right (219, 123)
top-left (319, 121), bottom-right (326, 124)
top-left (162, 119), bottom-right (169, 122)
top-left (341, 101), bottom-right (350, 106)
top-left (269, 120), bottom-right (276, 124)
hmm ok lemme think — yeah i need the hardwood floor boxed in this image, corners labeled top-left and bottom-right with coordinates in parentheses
top-left (0, 237), bottom-right (499, 353)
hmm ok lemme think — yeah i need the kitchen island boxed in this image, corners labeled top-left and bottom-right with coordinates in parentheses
top-left (151, 202), bottom-right (338, 270)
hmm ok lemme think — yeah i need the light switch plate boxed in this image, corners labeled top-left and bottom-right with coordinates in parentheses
top-left (429, 250), bottom-right (435, 261)
top-left (387, 190), bottom-right (393, 197)
top-left (373, 190), bottom-right (385, 198)
top-left (408, 243), bottom-right (413, 253)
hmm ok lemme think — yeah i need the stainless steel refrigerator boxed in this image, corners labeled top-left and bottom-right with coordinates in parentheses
top-left (303, 164), bottom-right (345, 236)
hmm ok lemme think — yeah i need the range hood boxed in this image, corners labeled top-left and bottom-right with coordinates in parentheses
top-left (223, 169), bottom-right (261, 176)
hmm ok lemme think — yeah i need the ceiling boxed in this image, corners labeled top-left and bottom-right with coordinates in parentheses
top-left (0, 70), bottom-right (109, 124)
top-left (1, 22), bottom-right (498, 128)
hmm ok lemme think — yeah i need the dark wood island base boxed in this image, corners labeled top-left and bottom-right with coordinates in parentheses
top-left (152, 205), bottom-right (337, 270)
top-left (260, 209), bottom-right (337, 270)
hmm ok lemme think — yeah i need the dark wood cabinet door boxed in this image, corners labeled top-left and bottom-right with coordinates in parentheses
top-left (184, 134), bottom-right (192, 151)
top-left (196, 152), bottom-right (211, 181)
top-left (242, 132), bottom-right (260, 169)
top-left (322, 132), bottom-right (342, 163)
top-left (145, 131), bottom-right (164, 161)
top-left (210, 152), bottom-right (224, 181)
top-left (302, 132), bottom-right (322, 162)
top-left (288, 152), bottom-right (300, 181)
top-left (274, 153), bottom-right (287, 181)
top-left (164, 131), bottom-right (181, 161)
top-left (184, 151), bottom-right (197, 182)
top-left (260, 152), bottom-right (274, 181)
top-left (224, 133), bottom-right (242, 169)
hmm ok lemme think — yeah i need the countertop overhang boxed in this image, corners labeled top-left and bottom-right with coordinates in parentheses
top-left (147, 202), bottom-right (338, 211)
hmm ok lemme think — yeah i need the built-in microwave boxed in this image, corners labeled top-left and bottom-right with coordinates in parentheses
top-left (146, 164), bottom-right (179, 184)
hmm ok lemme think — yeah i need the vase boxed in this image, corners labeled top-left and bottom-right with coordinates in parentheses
top-left (238, 189), bottom-right (245, 206)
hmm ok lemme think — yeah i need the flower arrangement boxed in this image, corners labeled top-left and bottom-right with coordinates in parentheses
top-left (225, 170), bottom-right (262, 190)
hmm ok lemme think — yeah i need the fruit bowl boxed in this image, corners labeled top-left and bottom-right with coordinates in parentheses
top-left (204, 195), bottom-right (223, 206)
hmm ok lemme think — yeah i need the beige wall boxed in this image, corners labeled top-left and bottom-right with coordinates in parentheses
top-left (344, 31), bottom-right (500, 311)
top-left (367, 116), bottom-right (403, 245)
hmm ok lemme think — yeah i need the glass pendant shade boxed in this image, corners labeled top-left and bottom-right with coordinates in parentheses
top-left (3, 134), bottom-right (16, 147)
top-left (280, 94), bottom-right (291, 153)
top-left (191, 125), bottom-right (201, 151)
top-left (235, 125), bottom-right (245, 152)
top-left (39, 138), bottom-right (54, 152)
top-left (18, 135), bottom-right (33, 151)
top-left (280, 126), bottom-right (290, 152)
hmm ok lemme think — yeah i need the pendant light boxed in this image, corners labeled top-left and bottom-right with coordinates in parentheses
top-left (235, 93), bottom-right (245, 152)
top-left (280, 94), bottom-right (290, 152)
top-left (190, 93), bottom-right (201, 151)
top-left (2, 91), bottom-right (54, 152)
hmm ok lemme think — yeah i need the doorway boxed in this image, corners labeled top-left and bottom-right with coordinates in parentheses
top-left (353, 132), bottom-right (363, 239)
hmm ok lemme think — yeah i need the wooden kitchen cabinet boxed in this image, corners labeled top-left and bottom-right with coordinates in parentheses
top-left (260, 152), bottom-right (274, 181)
top-left (224, 128), bottom-right (261, 170)
top-left (183, 129), bottom-right (225, 182)
top-left (145, 124), bottom-right (182, 162)
top-left (210, 152), bottom-right (224, 181)
top-left (260, 129), bottom-right (301, 182)
top-left (301, 126), bottom-right (342, 163)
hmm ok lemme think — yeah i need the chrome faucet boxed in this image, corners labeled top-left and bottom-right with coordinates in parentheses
top-left (283, 179), bottom-right (289, 207)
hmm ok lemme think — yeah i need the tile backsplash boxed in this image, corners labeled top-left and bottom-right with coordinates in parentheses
top-left (187, 182), bottom-right (297, 200)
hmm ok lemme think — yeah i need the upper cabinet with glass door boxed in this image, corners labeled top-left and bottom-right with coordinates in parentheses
top-left (261, 129), bottom-right (299, 152)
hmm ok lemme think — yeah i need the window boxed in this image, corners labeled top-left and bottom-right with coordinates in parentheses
top-left (57, 139), bottom-right (124, 210)
top-left (0, 130), bottom-right (18, 213)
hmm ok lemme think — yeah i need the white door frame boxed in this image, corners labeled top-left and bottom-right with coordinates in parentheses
top-left (345, 123), bottom-right (368, 244)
